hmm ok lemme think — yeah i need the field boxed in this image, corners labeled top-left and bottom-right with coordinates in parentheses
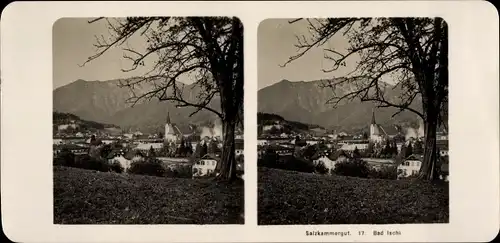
top-left (258, 167), bottom-right (449, 225)
top-left (54, 166), bottom-right (244, 224)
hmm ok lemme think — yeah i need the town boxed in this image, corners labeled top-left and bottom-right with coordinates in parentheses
top-left (53, 112), bottom-right (244, 179)
top-left (257, 109), bottom-right (449, 181)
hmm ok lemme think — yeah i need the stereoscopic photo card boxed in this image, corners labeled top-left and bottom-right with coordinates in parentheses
top-left (1, 1), bottom-right (499, 243)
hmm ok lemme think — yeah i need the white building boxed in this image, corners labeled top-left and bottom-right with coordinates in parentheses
top-left (192, 154), bottom-right (218, 177)
top-left (263, 124), bottom-right (283, 131)
top-left (125, 150), bottom-right (146, 163)
top-left (135, 142), bottom-right (163, 152)
top-left (306, 140), bottom-right (320, 146)
top-left (109, 155), bottom-right (132, 171)
top-left (257, 139), bottom-right (269, 146)
top-left (102, 139), bottom-right (117, 145)
top-left (339, 143), bottom-right (369, 152)
top-left (370, 110), bottom-right (387, 143)
top-left (123, 133), bottom-right (134, 139)
top-left (58, 123), bottom-right (78, 131)
top-left (364, 158), bottom-right (395, 171)
top-left (157, 157), bottom-right (190, 170)
top-left (313, 155), bottom-right (337, 173)
top-left (397, 155), bottom-right (423, 178)
top-left (164, 112), bottom-right (182, 143)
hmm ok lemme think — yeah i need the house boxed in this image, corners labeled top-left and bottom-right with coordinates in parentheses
top-left (123, 133), bottom-right (134, 139)
top-left (53, 144), bottom-right (88, 157)
top-left (263, 124), bottom-right (283, 131)
top-left (57, 123), bottom-right (78, 131)
top-left (108, 152), bottom-right (132, 171)
top-left (313, 154), bottom-right (337, 173)
top-left (305, 139), bottom-right (320, 146)
top-left (124, 150), bottom-right (146, 162)
top-left (157, 157), bottom-right (190, 170)
top-left (62, 136), bottom-right (86, 144)
top-left (334, 151), bottom-right (350, 163)
top-left (53, 138), bottom-right (64, 145)
top-left (101, 139), bottom-right (119, 145)
top-left (135, 143), bottom-right (164, 153)
top-left (397, 154), bottom-right (424, 178)
top-left (257, 139), bottom-right (269, 146)
top-left (193, 154), bottom-right (219, 178)
top-left (363, 158), bottom-right (395, 171)
top-left (280, 133), bottom-right (289, 138)
top-left (339, 143), bottom-right (369, 152)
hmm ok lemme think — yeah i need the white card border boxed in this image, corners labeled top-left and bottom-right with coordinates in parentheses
top-left (1, 1), bottom-right (499, 242)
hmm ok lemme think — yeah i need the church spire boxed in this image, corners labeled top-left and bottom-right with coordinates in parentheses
top-left (371, 108), bottom-right (376, 125)
top-left (167, 112), bottom-right (171, 124)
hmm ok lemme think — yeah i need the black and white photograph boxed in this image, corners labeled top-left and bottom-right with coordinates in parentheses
top-left (1, 1), bottom-right (499, 242)
top-left (257, 18), bottom-right (449, 225)
top-left (52, 17), bottom-right (244, 224)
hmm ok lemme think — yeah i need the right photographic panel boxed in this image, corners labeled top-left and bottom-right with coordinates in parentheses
top-left (257, 18), bottom-right (449, 225)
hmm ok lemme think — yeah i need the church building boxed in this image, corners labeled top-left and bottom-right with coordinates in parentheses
top-left (164, 112), bottom-right (182, 143)
top-left (369, 109), bottom-right (388, 143)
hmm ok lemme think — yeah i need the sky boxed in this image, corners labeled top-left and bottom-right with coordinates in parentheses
top-left (258, 18), bottom-right (359, 90)
top-left (53, 18), bottom-right (359, 90)
top-left (53, 18), bottom-right (154, 89)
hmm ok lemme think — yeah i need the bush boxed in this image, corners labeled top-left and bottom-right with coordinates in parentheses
top-left (368, 165), bottom-right (398, 180)
top-left (56, 154), bottom-right (111, 172)
top-left (279, 156), bottom-right (315, 173)
top-left (76, 155), bottom-right (110, 172)
top-left (333, 158), bottom-right (370, 178)
top-left (165, 165), bottom-right (193, 178)
top-left (54, 148), bottom-right (76, 167)
top-left (127, 158), bottom-right (166, 177)
top-left (258, 148), bottom-right (280, 168)
top-left (109, 161), bottom-right (124, 173)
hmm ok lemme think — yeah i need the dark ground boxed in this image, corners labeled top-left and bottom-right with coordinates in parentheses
top-left (258, 167), bottom-right (449, 225)
top-left (54, 166), bottom-right (244, 224)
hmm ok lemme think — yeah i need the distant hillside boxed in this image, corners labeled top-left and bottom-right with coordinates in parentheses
top-left (53, 111), bottom-right (120, 130)
top-left (53, 78), bottom-right (222, 133)
top-left (258, 112), bottom-right (325, 136)
top-left (258, 79), bottom-right (426, 132)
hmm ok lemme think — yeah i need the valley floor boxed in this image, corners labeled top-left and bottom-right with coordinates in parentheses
top-left (54, 166), bottom-right (244, 224)
top-left (258, 167), bottom-right (449, 225)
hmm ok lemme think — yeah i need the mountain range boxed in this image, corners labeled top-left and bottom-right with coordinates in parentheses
top-left (258, 79), bottom-right (424, 133)
top-left (53, 79), bottom-right (221, 133)
top-left (54, 77), bottom-right (429, 134)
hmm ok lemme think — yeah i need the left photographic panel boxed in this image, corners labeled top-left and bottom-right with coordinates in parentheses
top-left (52, 17), bottom-right (244, 224)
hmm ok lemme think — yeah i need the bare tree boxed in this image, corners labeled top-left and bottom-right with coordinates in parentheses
top-left (82, 17), bottom-right (243, 181)
top-left (284, 18), bottom-right (447, 180)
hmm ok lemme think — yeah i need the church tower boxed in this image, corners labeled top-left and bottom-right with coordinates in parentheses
top-left (369, 108), bottom-right (383, 143)
top-left (370, 108), bottom-right (377, 137)
top-left (164, 112), bottom-right (177, 143)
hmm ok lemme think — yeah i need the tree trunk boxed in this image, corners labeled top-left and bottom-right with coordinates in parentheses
top-left (418, 114), bottom-right (439, 180)
top-left (216, 120), bottom-right (237, 181)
